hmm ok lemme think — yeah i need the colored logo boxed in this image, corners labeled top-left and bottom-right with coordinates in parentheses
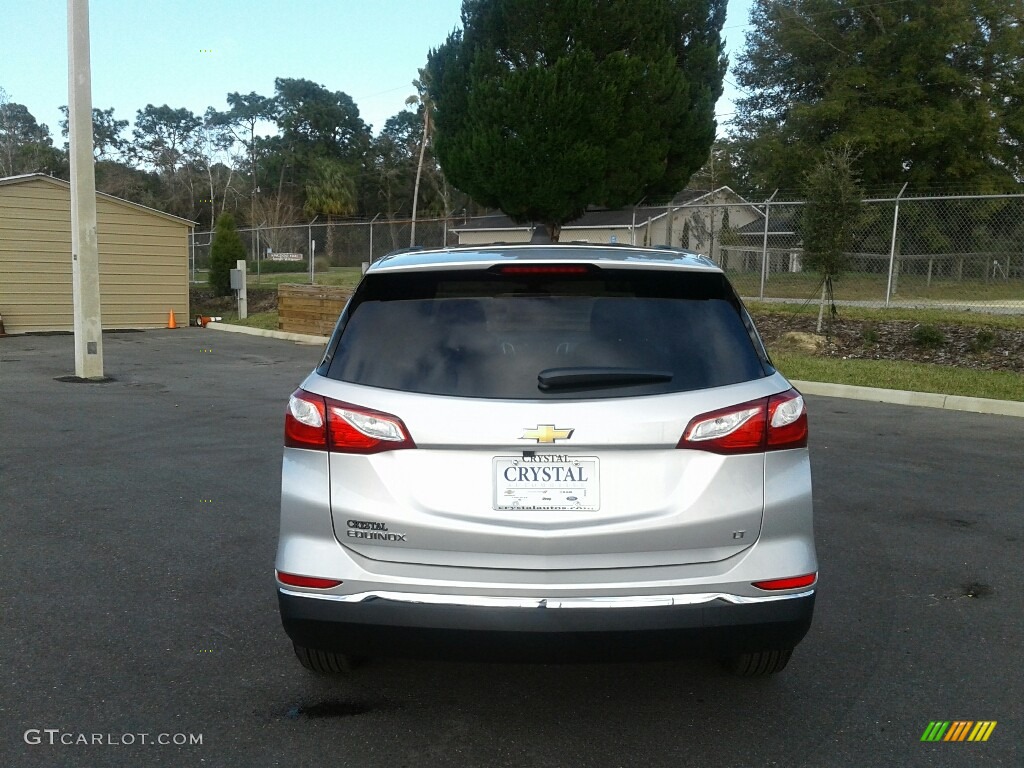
top-left (921, 721), bottom-right (996, 742)
top-left (521, 425), bottom-right (574, 444)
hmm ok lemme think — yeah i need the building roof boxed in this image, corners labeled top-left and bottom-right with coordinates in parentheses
top-left (451, 187), bottom-right (757, 233)
top-left (736, 204), bottom-right (799, 237)
top-left (0, 173), bottom-right (196, 227)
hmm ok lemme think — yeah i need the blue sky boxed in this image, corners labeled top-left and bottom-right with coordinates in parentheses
top-left (2, 0), bottom-right (751, 140)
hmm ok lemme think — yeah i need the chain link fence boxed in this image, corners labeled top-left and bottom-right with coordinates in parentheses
top-left (647, 192), bottom-right (1024, 314)
top-left (189, 195), bottom-right (1024, 314)
top-left (189, 215), bottom-right (455, 283)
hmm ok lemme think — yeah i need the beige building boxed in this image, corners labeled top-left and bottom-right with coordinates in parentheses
top-left (0, 174), bottom-right (193, 333)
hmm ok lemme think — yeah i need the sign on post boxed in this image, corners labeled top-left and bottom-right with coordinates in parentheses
top-left (233, 259), bottom-right (247, 319)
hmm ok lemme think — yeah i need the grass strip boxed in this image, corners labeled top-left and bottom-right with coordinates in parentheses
top-left (246, 267), bottom-right (363, 290)
top-left (730, 271), bottom-right (1024, 301)
top-left (771, 350), bottom-right (1024, 402)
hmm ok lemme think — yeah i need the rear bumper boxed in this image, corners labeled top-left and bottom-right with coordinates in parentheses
top-left (278, 588), bottom-right (815, 662)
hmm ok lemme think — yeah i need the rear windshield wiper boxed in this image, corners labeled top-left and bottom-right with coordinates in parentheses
top-left (537, 367), bottom-right (673, 391)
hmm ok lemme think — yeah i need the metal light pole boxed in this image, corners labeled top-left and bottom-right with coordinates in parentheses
top-left (68, 0), bottom-right (103, 378)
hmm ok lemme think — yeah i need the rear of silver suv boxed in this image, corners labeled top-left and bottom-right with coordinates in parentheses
top-left (276, 244), bottom-right (816, 676)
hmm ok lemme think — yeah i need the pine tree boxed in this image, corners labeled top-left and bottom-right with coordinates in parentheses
top-left (427, 0), bottom-right (727, 240)
top-left (799, 146), bottom-right (864, 331)
top-left (208, 213), bottom-right (246, 296)
top-left (733, 0), bottom-right (1023, 193)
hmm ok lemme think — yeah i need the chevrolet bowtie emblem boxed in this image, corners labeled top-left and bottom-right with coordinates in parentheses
top-left (521, 425), bottom-right (574, 443)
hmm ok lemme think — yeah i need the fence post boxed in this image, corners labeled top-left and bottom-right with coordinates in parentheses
top-left (885, 182), bottom-right (909, 307)
top-left (759, 190), bottom-right (778, 300)
top-left (369, 213), bottom-right (380, 263)
top-left (307, 216), bottom-right (317, 284)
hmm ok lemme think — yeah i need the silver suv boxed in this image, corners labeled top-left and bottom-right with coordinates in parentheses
top-left (276, 244), bottom-right (816, 676)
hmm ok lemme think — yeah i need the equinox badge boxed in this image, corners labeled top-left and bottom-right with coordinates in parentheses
top-left (521, 425), bottom-right (574, 444)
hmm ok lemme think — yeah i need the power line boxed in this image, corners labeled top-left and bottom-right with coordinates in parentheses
top-left (721, 0), bottom-right (916, 32)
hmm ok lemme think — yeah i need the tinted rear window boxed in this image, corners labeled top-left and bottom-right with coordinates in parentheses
top-left (323, 267), bottom-right (768, 399)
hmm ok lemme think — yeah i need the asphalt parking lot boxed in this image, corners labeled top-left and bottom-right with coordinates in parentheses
top-left (1, 329), bottom-right (1020, 767)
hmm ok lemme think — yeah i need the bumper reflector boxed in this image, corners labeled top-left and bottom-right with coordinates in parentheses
top-left (752, 573), bottom-right (817, 591)
top-left (276, 571), bottom-right (343, 589)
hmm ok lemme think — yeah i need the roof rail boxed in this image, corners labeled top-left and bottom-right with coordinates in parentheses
top-left (381, 246), bottom-right (425, 257)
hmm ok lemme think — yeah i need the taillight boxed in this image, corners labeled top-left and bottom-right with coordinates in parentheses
top-left (678, 388), bottom-right (807, 454)
top-left (285, 390), bottom-right (327, 449)
top-left (752, 573), bottom-right (817, 591)
top-left (765, 390), bottom-right (808, 449)
top-left (679, 398), bottom-right (767, 453)
top-left (276, 570), bottom-right (343, 589)
top-left (284, 388), bottom-right (416, 454)
top-left (325, 401), bottom-right (416, 454)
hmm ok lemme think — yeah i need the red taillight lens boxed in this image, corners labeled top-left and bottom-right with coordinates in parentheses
top-left (678, 388), bottom-right (807, 454)
top-left (752, 573), bottom-right (817, 591)
top-left (285, 389), bottom-right (328, 449)
top-left (276, 570), bottom-right (343, 589)
top-left (284, 389), bottom-right (416, 454)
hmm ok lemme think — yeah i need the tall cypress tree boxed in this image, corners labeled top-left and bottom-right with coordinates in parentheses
top-left (427, 0), bottom-right (727, 240)
top-left (208, 213), bottom-right (246, 296)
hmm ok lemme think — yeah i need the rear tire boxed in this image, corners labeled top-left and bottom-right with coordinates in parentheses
top-left (292, 643), bottom-right (362, 675)
top-left (724, 648), bottom-right (793, 677)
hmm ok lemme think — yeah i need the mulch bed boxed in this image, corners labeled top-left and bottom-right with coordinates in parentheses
top-left (753, 312), bottom-right (1024, 374)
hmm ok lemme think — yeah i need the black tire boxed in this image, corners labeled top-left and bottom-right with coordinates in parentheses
top-left (724, 648), bottom-right (793, 677)
top-left (292, 643), bottom-right (362, 675)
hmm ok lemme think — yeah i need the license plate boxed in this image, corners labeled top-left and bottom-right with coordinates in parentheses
top-left (493, 455), bottom-right (600, 511)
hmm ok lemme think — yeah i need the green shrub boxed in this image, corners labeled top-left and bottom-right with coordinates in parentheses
top-left (912, 324), bottom-right (945, 348)
top-left (208, 213), bottom-right (246, 296)
top-left (970, 328), bottom-right (998, 353)
top-left (314, 256), bottom-right (331, 273)
top-left (861, 323), bottom-right (878, 345)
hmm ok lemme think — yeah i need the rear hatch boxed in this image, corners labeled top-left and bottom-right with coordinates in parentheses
top-left (308, 258), bottom-right (791, 570)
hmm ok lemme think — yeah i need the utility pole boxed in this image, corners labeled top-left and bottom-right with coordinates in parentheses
top-left (408, 71), bottom-right (432, 248)
top-left (68, 0), bottom-right (104, 378)
top-left (409, 103), bottom-right (429, 248)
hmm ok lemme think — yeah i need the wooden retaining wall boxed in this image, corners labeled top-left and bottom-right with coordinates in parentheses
top-left (277, 284), bottom-right (352, 336)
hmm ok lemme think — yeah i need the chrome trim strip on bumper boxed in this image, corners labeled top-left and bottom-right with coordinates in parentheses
top-left (279, 588), bottom-right (815, 608)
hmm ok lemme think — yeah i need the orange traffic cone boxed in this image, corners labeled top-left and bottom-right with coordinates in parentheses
top-left (167, 310), bottom-right (177, 329)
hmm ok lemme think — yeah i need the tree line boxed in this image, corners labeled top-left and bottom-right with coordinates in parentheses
top-left (2, 0), bottom-right (1020, 242)
top-left (0, 77), bottom-right (460, 233)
